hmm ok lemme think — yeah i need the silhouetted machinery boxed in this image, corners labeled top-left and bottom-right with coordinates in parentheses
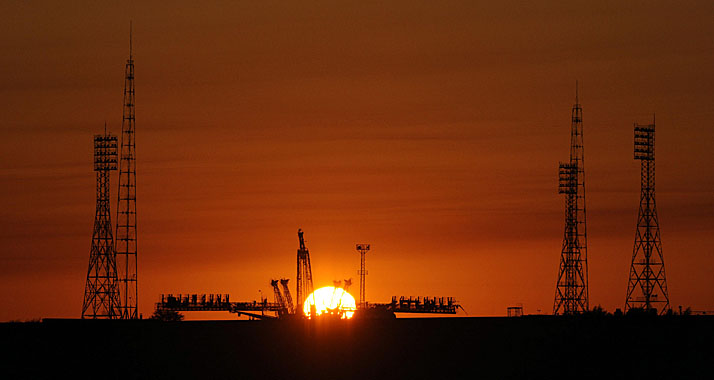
top-left (157, 293), bottom-right (280, 320)
top-left (280, 278), bottom-right (294, 314)
top-left (155, 229), bottom-right (462, 319)
top-left (271, 278), bottom-right (295, 317)
top-left (296, 229), bottom-right (314, 312)
top-left (155, 293), bottom-right (461, 319)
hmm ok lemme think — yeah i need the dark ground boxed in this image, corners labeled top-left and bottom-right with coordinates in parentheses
top-left (3, 315), bottom-right (712, 379)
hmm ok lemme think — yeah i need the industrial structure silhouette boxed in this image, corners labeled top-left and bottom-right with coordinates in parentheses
top-left (553, 84), bottom-right (589, 315)
top-left (81, 27), bottom-right (139, 320)
top-left (115, 24), bottom-right (139, 320)
top-left (156, 229), bottom-right (461, 319)
top-left (626, 118), bottom-right (670, 314)
top-left (356, 243), bottom-right (370, 309)
top-left (81, 128), bottom-right (121, 319)
top-left (80, 31), bottom-right (676, 320)
top-left (295, 228), bottom-right (314, 313)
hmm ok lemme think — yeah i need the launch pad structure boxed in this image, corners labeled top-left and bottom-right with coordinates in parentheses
top-left (78, 27), bottom-right (680, 322)
top-left (156, 229), bottom-right (462, 319)
top-left (156, 294), bottom-right (460, 319)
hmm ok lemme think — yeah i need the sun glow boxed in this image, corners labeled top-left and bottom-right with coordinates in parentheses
top-left (302, 286), bottom-right (357, 319)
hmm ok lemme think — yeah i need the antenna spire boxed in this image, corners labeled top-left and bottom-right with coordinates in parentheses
top-left (116, 24), bottom-right (138, 319)
top-left (575, 80), bottom-right (579, 104)
top-left (129, 21), bottom-right (133, 59)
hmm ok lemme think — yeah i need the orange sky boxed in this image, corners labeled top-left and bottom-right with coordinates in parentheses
top-left (2, 1), bottom-right (714, 321)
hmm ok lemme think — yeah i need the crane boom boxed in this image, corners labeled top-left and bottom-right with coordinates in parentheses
top-left (280, 278), bottom-right (294, 314)
top-left (271, 279), bottom-right (287, 317)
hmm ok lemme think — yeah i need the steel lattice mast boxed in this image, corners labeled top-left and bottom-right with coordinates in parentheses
top-left (296, 229), bottom-right (314, 313)
top-left (82, 128), bottom-right (121, 319)
top-left (116, 25), bottom-right (138, 319)
top-left (356, 244), bottom-right (370, 308)
top-left (553, 83), bottom-right (589, 315)
top-left (625, 117), bottom-right (670, 314)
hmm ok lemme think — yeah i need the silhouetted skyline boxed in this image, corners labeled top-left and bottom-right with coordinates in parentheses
top-left (2, 1), bottom-right (714, 321)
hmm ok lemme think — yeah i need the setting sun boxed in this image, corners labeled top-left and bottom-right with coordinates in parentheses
top-left (302, 286), bottom-right (356, 319)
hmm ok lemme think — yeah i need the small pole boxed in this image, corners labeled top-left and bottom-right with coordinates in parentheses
top-left (259, 290), bottom-right (263, 316)
top-left (356, 244), bottom-right (371, 309)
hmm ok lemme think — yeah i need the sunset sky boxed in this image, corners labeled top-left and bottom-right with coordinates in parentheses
top-left (2, 1), bottom-right (713, 321)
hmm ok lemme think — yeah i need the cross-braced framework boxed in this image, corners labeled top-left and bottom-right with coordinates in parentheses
top-left (82, 130), bottom-right (121, 319)
top-left (625, 119), bottom-right (670, 314)
top-left (296, 229), bottom-right (314, 312)
top-left (356, 244), bottom-right (370, 308)
top-left (553, 84), bottom-right (589, 315)
top-left (279, 278), bottom-right (294, 314)
top-left (271, 279), bottom-right (288, 317)
top-left (116, 26), bottom-right (138, 319)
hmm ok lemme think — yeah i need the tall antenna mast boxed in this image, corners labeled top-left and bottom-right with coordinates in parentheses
top-left (626, 117), bottom-right (670, 314)
top-left (553, 82), bottom-right (589, 315)
top-left (82, 128), bottom-right (121, 319)
top-left (116, 23), bottom-right (138, 319)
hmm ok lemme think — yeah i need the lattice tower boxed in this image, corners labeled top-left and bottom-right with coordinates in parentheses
top-left (553, 84), bottom-right (589, 315)
top-left (82, 129), bottom-right (121, 319)
top-left (625, 118), bottom-right (670, 314)
top-left (116, 26), bottom-right (138, 319)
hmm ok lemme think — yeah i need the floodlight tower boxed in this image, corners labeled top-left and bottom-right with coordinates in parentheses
top-left (625, 117), bottom-right (670, 314)
top-left (116, 25), bottom-right (138, 319)
top-left (296, 229), bottom-right (314, 312)
top-left (553, 83), bottom-right (589, 315)
top-left (356, 244), bottom-right (370, 308)
top-left (82, 128), bottom-right (121, 319)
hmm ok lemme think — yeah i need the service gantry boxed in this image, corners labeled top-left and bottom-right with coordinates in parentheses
top-left (625, 117), bottom-right (670, 314)
top-left (156, 293), bottom-right (462, 319)
top-left (296, 229), bottom-right (314, 311)
top-left (553, 83), bottom-right (589, 315)
top-left (116, 25), bottom-right (139, 319)
top-left (82, 127), bottom-right (121, 319)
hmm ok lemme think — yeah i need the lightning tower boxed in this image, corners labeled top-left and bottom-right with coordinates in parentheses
top-left (116, 25), bottom-right (139, 319)
top-left (356, 244), bottom-right (370, 308)
top-left (625, 117), bottom-right (670, 314)
top-left (296, 229), bottom-right (314, 313)
top-left (553, 83), bottom-right (589, 315)
top-left (82, 127), bottom-right (121, 319)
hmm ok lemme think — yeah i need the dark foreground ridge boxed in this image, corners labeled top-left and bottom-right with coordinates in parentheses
top-left (4, 316), bottom-right (713, 379)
